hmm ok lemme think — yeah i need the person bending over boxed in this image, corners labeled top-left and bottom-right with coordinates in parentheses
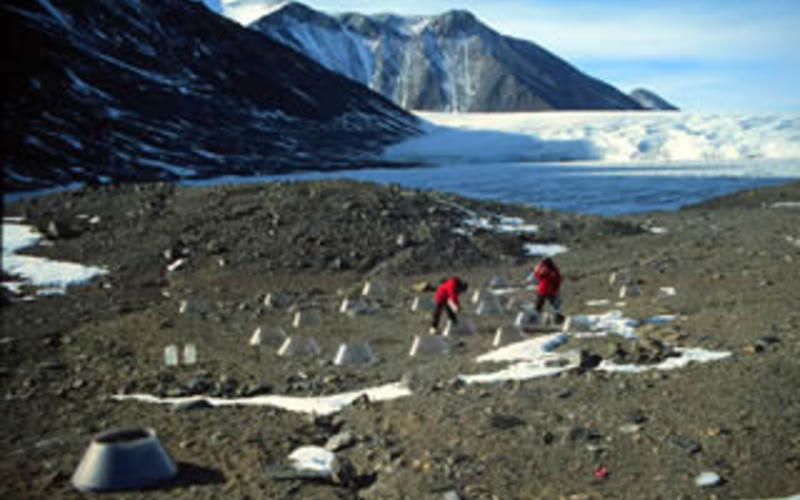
top-left (429, 277), bottom-right (468, 334)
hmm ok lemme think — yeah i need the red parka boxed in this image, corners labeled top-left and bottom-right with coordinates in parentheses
top-left (435, 277), bottom-right (463, 306)
top-left (534, 260), bottom-right (561, 297)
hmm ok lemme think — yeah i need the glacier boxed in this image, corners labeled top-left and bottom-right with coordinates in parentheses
top-left (385, 111), bottom-right (800, 166)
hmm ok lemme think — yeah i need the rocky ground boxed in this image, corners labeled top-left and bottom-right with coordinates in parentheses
top-left (1, 179), bottom-right (799, 499)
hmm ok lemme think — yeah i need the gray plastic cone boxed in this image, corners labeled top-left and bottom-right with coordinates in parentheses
top-left (71, 427), bottom-right (177, 492)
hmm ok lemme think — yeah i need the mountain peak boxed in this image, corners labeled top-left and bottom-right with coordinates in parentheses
top-left (439, 9), bottom-right (478, 22)
top-left (251, 1), bottom-right (337, 28)
top-left (429, 9), bottom-right (481, 35)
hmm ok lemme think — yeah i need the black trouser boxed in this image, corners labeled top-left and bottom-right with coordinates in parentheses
top-left (432, 302), bottom-right (457, 329)
top-left (535, 293), bottom-right (561, 313)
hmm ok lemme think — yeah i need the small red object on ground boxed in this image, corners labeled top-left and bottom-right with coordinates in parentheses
top-left (594, 465), bottom-right (609, 480)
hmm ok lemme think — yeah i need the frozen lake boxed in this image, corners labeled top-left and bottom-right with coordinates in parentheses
top-left (187, 111), bottom-right (800, 215)
top-left (192, 160), bottom-right (795, 215)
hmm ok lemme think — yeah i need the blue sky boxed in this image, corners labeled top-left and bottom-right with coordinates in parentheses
top-left (205, 0), bottom-right (800, 112)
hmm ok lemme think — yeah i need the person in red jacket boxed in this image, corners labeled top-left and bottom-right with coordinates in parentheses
top-left (530, 257), bottom-right (562, 316)
top-left (430, 277), bottom-right (468, 334)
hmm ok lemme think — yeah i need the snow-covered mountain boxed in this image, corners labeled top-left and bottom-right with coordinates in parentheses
top-left (1, 0), bottom-right (420, 193)
top-left (250, 2), bottom-right (644, 112)
top-left (629, 88), bottom-right (679, 111)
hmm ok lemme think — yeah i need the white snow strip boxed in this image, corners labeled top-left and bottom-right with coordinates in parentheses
top-left (137, 158), bottom-right (197, 177)
top-left (34, 0), bottom-right (71, 30)
top-left (523, 243), bottom-right (569, 257)
top-left (53, 133), bottom-right (83, 151)
top-left (64, 68), bottom-right (111, 100)
top-left (645, 226), bottom-right (669, 235)
top-left (2, 223), bottom-right (108, 292)
top-left (86, 49), bottom-right (188, 88)
top-left (192, 148), bottom-right (226, 161)
top-left (772, 202), bottom-right (800, 209)
top-left (642, 314), bottom-right (679, 324)
top-left (475, 333), bottom-right (569, 363)
top-left (458, 359), bottom-right (576, 384)
top-left (586, 299), bottom-right (611, 306)
top-left (597, 348), bottom-right (732, 372)
top-left (463, 216), bottom-right (539, 234)
top-left (112, 381), bottom-right (412, 416)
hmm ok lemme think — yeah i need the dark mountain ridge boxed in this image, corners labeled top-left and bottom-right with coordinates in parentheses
top-left (1, 0), bottom-right (420, 193)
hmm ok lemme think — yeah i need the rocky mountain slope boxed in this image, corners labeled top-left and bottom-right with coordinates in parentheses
top-left (629, 88), bottom-right (679, 110)
top-left (250, 2), bottom-right (645, 112)
top-left (1, 0), bottom-right (420, 193)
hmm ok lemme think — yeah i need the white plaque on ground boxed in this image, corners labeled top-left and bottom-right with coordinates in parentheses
top-left (183, 343), bottom-right (197, 365)
top-left (164, 345), bottom-right (178, 366)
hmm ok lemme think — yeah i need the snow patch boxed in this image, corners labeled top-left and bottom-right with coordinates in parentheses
top-left (463, 216), bottom-right (539, 234)
top-left (459, 310), bottom-right (730, 384)
top-left (523, 243), bottom-right (568, 257)
top-left (597, 348), bottom-right (732, 373)
top-left (288, 446), bottom-right (340, 478)
top-left (34, 0), bottom-right (71, 30)
top-left (772, 201), bottom-right (800, 209)
top-left (112, 381), bottom-right (412, 416)
top-left (137, 158), bottom-right (197, 177)
top-left (475, 333), bottom-right (569, 363)
top-left (64, 69), bottom-right (111, 100)
top-left (2, 223), bottom-right (108, 293)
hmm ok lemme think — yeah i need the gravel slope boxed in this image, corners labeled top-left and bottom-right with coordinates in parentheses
top-left (2, 179), bottom-right (799, 499)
